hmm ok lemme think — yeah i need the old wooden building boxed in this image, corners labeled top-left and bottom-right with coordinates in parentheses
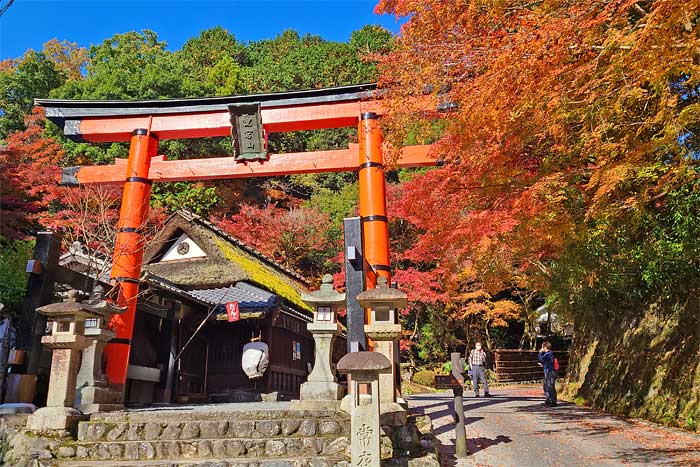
top-left (60, 210), bottom-right (344, 405)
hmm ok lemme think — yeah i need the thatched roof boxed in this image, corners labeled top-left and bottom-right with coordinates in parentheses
top-left (143, 210), bottom-right (312, 313)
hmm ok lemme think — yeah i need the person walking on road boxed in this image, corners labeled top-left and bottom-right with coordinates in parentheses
top-left (538, 341), bottom-right (558, 406)
top-left (469, 342), bottom-right (491, 397)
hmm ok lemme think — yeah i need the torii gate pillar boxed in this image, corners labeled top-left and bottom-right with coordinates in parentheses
top-left (103, 129), bottom-right (158, 388)
top-left (358, 112), bottom-right (390, 292)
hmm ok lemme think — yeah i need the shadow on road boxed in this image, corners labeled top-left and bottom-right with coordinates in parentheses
top-left (467, 434), bottom-right (512, 454)
top-left (610, 446), bottom-right (700, 466)
top-left (515, 401), bottom-right (638, 436)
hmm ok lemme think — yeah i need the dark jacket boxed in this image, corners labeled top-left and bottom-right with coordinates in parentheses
top-left (538, 349), bottom-right (555, 374)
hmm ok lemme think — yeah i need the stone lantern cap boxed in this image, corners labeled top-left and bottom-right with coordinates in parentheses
top-left (355, 276), bottom-right (408, 309)
top-left (36, 289), bottom-right (126, 320)
top-left (337, 351), bottom-right (391, 374)
top-left (300, 274), bottom-right (345, 306)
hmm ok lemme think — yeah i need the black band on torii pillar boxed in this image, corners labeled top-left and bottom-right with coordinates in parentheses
top-left (358, 161), bottom-right (384, 170)
top-left (125, 176), bottom-right (153, 185)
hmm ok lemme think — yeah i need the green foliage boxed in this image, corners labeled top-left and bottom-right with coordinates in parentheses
top-left (0, 51), bottom-right (64, 137)
top-left (307, 183), bottom-right (359, 223)
top-left (349, 25), bottom-right (394, 55)
top-left (240, 29), bottom-right (381, 93)
top-left (415, 321), bottom-right (448, 363)
top-left (548, 166), bottom-right (700, 320)
top-left (151, 182), bottom-right (220, 216)
top-left (206, 55), bottom-right (242, 96)
top-left (177, 27), bottom-right (244, 82)
top-left (412, 370), bottom-right (437, 388)
top-left (0, 237), bottom-right (32, 314)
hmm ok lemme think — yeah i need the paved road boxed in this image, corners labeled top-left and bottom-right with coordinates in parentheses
top-left (408, 386), bottom-right (700, 467)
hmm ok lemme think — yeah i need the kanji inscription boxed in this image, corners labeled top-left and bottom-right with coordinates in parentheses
top-left (229, 103), bottom-right (267, 161)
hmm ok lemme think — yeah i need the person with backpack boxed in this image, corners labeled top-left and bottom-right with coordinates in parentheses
top-left (537, 341), bottom-right (558, 406)
top-left (468, 342), bottom-right (492, 397)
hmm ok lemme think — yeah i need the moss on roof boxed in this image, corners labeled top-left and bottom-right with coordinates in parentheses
top-left (215, 238), bottom-right (312, 314)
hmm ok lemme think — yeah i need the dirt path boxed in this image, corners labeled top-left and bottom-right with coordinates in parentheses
top-left (408, 386), bottom-right (700, 467)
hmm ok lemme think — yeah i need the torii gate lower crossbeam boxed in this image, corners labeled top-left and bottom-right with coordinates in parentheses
top-left (36, 84), bottom-right (439, 392)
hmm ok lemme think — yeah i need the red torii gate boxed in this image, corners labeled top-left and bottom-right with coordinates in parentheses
top-left (36, 83), bottom-right (438, 389)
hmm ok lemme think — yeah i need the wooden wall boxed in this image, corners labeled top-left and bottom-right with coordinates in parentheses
top-left (493, 349), bottom-right (569, 383)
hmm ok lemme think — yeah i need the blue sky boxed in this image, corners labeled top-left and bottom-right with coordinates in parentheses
top-left (0, 0), bottom-right (405, 60)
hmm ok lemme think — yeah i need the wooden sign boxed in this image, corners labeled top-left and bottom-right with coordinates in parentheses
top-left (229, 103), bottom-right (267, 161)
top-left (435, 374), bottom-right (462, 389)
top-left (226, 301), bottom-right (240, 322)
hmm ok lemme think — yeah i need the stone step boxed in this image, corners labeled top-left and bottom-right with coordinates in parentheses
top-left (58, 436), bottom-right (351, 462)
top-left (88, 404), bottom-right (342, 424)
top-left (78, 418), bottom-right (349, 442)
top-left (58, 457), bottom-right (349, 467)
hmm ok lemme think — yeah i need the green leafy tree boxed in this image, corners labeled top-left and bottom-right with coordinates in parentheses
top-left (0, 237), bottom-right (33, 314)
top-left (0, 51), bottom-right (64, 138)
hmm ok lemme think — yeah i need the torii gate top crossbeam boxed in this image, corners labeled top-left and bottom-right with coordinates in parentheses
top-left (36, 83), bottom-right (385, 143)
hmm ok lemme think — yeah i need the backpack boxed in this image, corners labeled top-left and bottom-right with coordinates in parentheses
top-left (553, 357), bottom-right (560, 371)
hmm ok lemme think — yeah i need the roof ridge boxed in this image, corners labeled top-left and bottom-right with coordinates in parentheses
top-left (175, 209), bottom-right (310, 287)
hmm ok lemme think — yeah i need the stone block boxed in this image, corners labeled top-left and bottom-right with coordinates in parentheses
top-left (138, 441), bottom-right (156, 460)
top-left (321, 436), bottom-right (349, 456)
top-left (302, 437), bottom-right (323, 455)
top-left (260, 462), bottom-right (295, 467)
top-left (245, 439), bottom-right (265, 457)
top-left (285, 438), bottom-right (304, 456)
top-left (227, 420), bottom-right (254, 438)
top-left (56, 446), bottom-right (75, 458)
top-left (308, 459), bottom-right (332, 467)
top-left (106, 423), bottom-right (128, 441)
top-left (95, 442), bottom-right (111, 460)
top-left (197, 439), bottom-right (212, 457)
top-left (180, 441), bottom-right (197, 458)
top-left (160, 422), bottom-right (182, 440)
top-left (281, 419), bottom-right (301, 436)
top-left (182, 421), bottom-right (200, 439)
top-left (144, 422), bottom-right (163, 440)
top-left (163, 440), bottom-right (180, 458)
top-left (108, 443), bottom-right (123, 459)
top-left (380, 402), bottom-right (407, 426)
top-left (127, 423), bottom-right (142, 441)
top-left (224, 440), bottom-right (245, 457)
top-left (125, 442), bottom-right (139, 460)
top-left (256, 420), bottom-right (281, 437)
top-left (317, 420), bottom-right (341, 435)
top-left (297, 419), bottom-right (316, 437)
top-left (299, 381), bottom-right (344, 401)
top-left (212, 439), bottom-right (226, 457)
top-left (381, 435), bottom-right (394, 459)
top-left (26, 406), bottom-right (83, 431)
top-left (265, 439), bottom-right (286, 456)
top-left (201, 421), bottom-right (227, 438)
top-left (75, 446), bottom-right (88, 458)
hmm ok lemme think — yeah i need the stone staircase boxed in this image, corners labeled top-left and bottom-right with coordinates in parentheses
top-left (2, 403), bottom-right (439, 467)
top-left (56, 405), bottom-right (351, 467)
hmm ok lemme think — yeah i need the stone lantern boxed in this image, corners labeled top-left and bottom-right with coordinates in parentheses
top-left (298, 274), bottom-right (345, 401)
top-left (356, 276), bottom-right (407, 406)
top-left (27, 290), bottom-right (101, 431)
top-left (75, 285), bottom-right (126, 413)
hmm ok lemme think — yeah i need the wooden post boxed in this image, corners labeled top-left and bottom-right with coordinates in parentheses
top-left (104, 129), bottom-right (158, 389)
top-left (451, 352), bottom-right (468, 458)
top-left (22, 231), bottom-right (63, 375)
top-left (343, 217), bottom-right (366, 352)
